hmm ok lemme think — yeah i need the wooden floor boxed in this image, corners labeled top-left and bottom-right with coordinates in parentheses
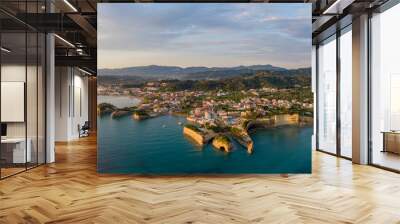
top-left (1, 135), bottom-right (400, 224)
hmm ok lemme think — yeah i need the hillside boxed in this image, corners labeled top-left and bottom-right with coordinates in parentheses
top-left (159, 72), bottom-right (311, 92)
top-left (98, 64), bottom-right (304, 80)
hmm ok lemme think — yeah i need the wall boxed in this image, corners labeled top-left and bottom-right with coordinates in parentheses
top-left (1, 64), bottom-right (44, 146)
top-left (1, 62), bottom-right (46, 167)
top-left (55, 67), bottom-right (89, 141)
top-left (1, 65), bottom-right (26, 138)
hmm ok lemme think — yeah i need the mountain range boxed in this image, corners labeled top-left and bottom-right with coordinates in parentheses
top-left (98, 65), bottom-right (311, 80)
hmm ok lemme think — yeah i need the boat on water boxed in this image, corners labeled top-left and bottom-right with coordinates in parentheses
top-left (178, 122), bottom-right (182, 125)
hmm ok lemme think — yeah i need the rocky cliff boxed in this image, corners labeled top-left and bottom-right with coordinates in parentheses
top-left (212, 135), bottom-right (232, 152)
top-left (273, 114), bottom-right (300, 126)
top-left (111, 110), bottom-right (131, 119)
top-left (183, 127), bottom-right (205, 145)
top-left (247, 141), bottom-right (254, 154)
top-left (133, 113), bottom-right (150, 120)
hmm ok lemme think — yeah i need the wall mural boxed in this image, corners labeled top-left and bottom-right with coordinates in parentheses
top-left (97, 3), bottom-right (313, 174)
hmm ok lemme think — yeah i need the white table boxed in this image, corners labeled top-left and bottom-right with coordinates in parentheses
top-left (1, 138), bottom-right (31, 163)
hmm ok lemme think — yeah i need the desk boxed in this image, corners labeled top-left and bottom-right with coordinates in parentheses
top-left (382, 131), bottom-right (400, 154)
top-left (1, 138), bottom-right (31, 163)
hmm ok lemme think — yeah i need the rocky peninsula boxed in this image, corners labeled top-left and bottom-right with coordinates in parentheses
top-left (132, 110), bottom-right (150, 120)
top-left (97, 103), bottom-right (117, 116)
top-left (229, 127), bottom-right (254, 154)
top-left (212, 135), bottom-right (232, 152)
top-left (183, 124), bottom-right (207, 145)
top-left (111, 110), bottom-right (131, 119)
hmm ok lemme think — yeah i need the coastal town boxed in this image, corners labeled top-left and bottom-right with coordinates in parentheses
top-left (98, 80), bottom-right (313, 153)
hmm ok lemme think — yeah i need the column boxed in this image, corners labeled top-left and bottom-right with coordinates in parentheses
top-left (352, 14), bottom-right (369, 164)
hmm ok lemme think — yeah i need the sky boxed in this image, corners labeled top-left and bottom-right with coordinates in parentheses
top-left (98, 4), bottom-right (311, 69)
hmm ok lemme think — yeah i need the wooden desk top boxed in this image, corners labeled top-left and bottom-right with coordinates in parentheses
top-left (381, 131), bottom-right (400, 134)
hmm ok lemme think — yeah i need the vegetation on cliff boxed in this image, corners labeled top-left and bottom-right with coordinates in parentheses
top-left (230, 127), bottom-right (245, 137)
top-left (241, 120), bottom-right (251, 130)
top-left (111, 110), bottom-right (131, 119)
top-left (204, 123), bottom-right (229, 133)
top-left (212, 135), bottom-right (232, 152)
top-left (97, 103), bottom-right (117, 115)
top-left (159, 73), bottom-right (310, 92)
top-left (134, 110), bottom-right (149, 116)
top-left (132, 110), bottom-right (150, 120)
top-left (184, 124), bottom-right (203, 133)
top-left (214, 135), bottom-right (230, 145)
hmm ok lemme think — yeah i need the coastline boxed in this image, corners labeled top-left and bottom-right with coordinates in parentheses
top-left (98, 96), bottom-right (312, 154)
top-left (98, 114), bottom-right (313, 173)
top-left (100, 108), bottom-right (312, 152)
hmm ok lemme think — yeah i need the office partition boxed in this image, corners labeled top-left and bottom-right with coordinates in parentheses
top-left (0, 1), bottom-right (47, 179)
top-left (317, 35), bottom-right (337, 155)
top-left (370, 3), bottom-right (400, 171)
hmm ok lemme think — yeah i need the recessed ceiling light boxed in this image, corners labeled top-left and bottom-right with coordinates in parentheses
top-left (1, 47), bottom-right (11, 53)
top-left (63, 0), bottom-right (78, 12)
top-left (78, 67), bottom-right (93, 76)
top-left (54, 34), bottom-right (75, 48)
top-left (322, 0), bottom-right (354, 15)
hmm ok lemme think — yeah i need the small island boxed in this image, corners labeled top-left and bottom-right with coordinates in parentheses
top-left (212, 135), bottom-right (232, 152)
top-left (97, 103), bottom-right (117, 116)
top-left (132, 110), bottom-right (150, 120)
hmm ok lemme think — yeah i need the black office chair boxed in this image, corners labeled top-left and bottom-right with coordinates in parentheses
top-left (78, 121), bottom-right (90, 138)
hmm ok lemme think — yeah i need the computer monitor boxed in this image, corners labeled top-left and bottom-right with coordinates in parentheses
top-left (1, 123), bottom-right (7, 137)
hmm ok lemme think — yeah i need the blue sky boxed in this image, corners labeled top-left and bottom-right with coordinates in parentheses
top-left (98, 4), bottom-right (311, 69)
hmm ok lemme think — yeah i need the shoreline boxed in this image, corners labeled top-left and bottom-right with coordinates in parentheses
top-left (99, 113), bottom-right (312, 154)
top-left (99, 102), bottom-right (312, 154)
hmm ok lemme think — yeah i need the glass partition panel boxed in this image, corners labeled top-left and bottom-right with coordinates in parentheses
top-left (317, 35), bottom-right (337, 154)
top-left (339, 27), bottom-right (352, 158)
top-left (371, 3), bottom-right (400, 171)
top-left (0, 1), bottom-right (46, 179)
top-left (1, 31), bottom-right (27, 177)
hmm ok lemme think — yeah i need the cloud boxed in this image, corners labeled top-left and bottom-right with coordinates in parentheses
top-left (98, 3), bottom-right (311, 69)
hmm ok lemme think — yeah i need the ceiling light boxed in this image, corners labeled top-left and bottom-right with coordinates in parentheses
top-left (323, 0), bottom-right (355, 15)
top-left (63, 0), bottom-right (78, 12)
top-left (78, 67), bottom-right (93, 76)
top-left (1, 47), bottom-right (11, 53)
top-left (54, 34), bottom-right (75, 48)
top-left (76, 48), bottom-right (85, 55)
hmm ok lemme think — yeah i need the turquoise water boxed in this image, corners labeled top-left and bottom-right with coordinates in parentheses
top-left (98, 115), bottom-right (312, 174)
